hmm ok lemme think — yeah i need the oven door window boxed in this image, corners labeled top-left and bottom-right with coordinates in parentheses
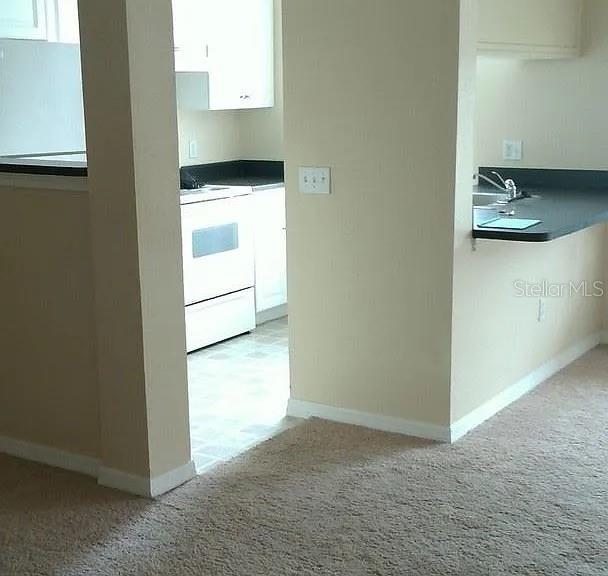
top-left (192, 223), bottom-right (239, 258)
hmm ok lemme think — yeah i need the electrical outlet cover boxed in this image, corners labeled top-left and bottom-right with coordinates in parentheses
top-left (503, 140), bottom-right (523, 161)
top-left (188, 140), bottom-right (198, 159)
top-left (538, 298), bottom-right (546, 322)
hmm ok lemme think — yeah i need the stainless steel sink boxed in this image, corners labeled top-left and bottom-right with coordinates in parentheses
top-left (473, 191), bottom-right (509, 207)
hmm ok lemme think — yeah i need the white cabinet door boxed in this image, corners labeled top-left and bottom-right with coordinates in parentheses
top-left (172, 0), bottom-right (210, 72)
top-left (44, 0), bottom-right (80, 44)
top-left (0, 0), bottom-right (48, 40)
top-left (52, 0), bottom-right (79, 44)
top-left (206, 0), bottom-right (274, 110)
top-left (254, 187), bottom-right (287, 313)
top-left (172, 0), bottom-right (274, 109)
top-left (234, 0), bottom-right (274, 109)
top-left (478, 0), bottom-right (583, 59)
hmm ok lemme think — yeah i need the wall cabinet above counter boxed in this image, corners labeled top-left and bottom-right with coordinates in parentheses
top-left (1, 0), bottom-right (275, 111)
top-left (0, 0), bottom-right (79, 43)
top-left (173, 0), bottom-right (274, 110)
top-left (478, 0), bottom-right (583, 59)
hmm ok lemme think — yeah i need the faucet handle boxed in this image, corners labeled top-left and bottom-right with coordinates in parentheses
top-left (505, 178), bottom-right (517, 197)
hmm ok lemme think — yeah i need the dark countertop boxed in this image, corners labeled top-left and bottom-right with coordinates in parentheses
top-left (180, 160), bottom-right (284, 190)
top-left (472, 168), bottom-right (608, 242)
top-left (0, 156), bottom-right (285, 187)
top-left (0, 152), bottom-right (87, 177)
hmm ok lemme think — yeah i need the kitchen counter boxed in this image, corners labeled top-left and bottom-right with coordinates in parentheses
top-left (472, 168), bottom-right (608, 242)
top-left (0, 152), bottom-right (87, 177)
top-left (0, 156), bottom-right (285, 189)
top-left (180, 160), bottom-right (284, 190)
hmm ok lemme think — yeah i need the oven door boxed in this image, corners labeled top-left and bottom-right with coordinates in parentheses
top-left (181, 195), bottom-right (254, 306)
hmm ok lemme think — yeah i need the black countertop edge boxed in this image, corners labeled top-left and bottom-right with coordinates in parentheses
top-left (472, 175), bottom-right (608, 242)
top-left (473, 221), bottom-right (607, 243)
top-left (180, 160), bottom-right (284, 188)
top-left (1, 157), bottom-right (284, 182)
top-left (0, 162), bottom-right (87, 177)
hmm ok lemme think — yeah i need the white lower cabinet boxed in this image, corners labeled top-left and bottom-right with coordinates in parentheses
top-left (254, 187), bottom-right (287, 316)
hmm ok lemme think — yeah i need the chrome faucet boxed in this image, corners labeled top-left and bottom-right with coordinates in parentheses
top-left (474, 171), bottom-right (519, 201)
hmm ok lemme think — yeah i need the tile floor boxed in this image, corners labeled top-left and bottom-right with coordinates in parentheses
top-left (187, 317), bottom-right (297, 473)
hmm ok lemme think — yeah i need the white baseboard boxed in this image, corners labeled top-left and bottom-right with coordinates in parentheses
top-left (256, 304), bottom-right (288, 325)
top-left (0, 434), bottom-right (195, 498)
top-left (288, 333), bottom-right (601, 445)
top-left (150, 460), bottom-right (197, 497)
top-left (2, 332), bottom-right (599, 491)
top-left (0, 435), bottom-right (100, 477)
top-left (449, 332), bottom-right (601, 442)
top-left (98, 460), bottom-right (196, 498)
top-left (286, 398), bottom-right (450, 442)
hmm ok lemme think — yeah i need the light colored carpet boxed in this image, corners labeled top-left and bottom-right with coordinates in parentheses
top-left (2, 348), bottom-right (608, 575)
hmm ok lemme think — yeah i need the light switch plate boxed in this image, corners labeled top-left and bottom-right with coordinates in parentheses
top-left (503, 140), bottom-right (523, 161)
top-left (299, 166), bottom-right (331, 194)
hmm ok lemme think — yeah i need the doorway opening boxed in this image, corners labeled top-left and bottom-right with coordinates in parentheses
top-left (178, 169), bottom-right (292, 473)
top-left (172, 0), bottom-right (292, 473)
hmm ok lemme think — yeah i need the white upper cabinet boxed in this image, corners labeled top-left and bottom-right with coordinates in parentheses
top-left (0, 0), bottom-right (48, 40)
top-left (173, 0), bottom-right (274, 110)
top-left (478, 0), bottom-right (583, 59)
top-left (51, 0), bottom-right (80, 44)
top-left (172, 0), bottom-right (210, 72)
top-left (206, 0), bottom-right (274, 109)
top-left (0, 0), bottom-right (80, 43)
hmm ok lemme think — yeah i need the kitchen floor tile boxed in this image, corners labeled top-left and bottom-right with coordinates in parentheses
top-left (187, 317), bottom-right (297, 472)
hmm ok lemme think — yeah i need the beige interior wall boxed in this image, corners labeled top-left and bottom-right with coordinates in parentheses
top-left (4, 0), bottom-right (605, 473)
top-left (126, 0), bottom-right (192, 478)
top-left (284, 0), bottom-right (461, 426)
top-left (178, 109), bottom-right (242, 166)
top-left (451, 227), bottom-right (605, 422)
top-left (79, 0), bottom-right (150, 475)
top-left (451, 0), bottom-right (606, 423)
top-left (0, 184), bottom-right (99, 458)
top-left (79, 0), bottom-right (191, 478)
top-left (476, 0), bottom-right (608, 170)
top-left (178, 0), bottom-right (284, 166)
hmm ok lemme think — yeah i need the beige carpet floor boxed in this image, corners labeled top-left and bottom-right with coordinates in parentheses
top-left (2, 348), bottom-right (608, 575)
